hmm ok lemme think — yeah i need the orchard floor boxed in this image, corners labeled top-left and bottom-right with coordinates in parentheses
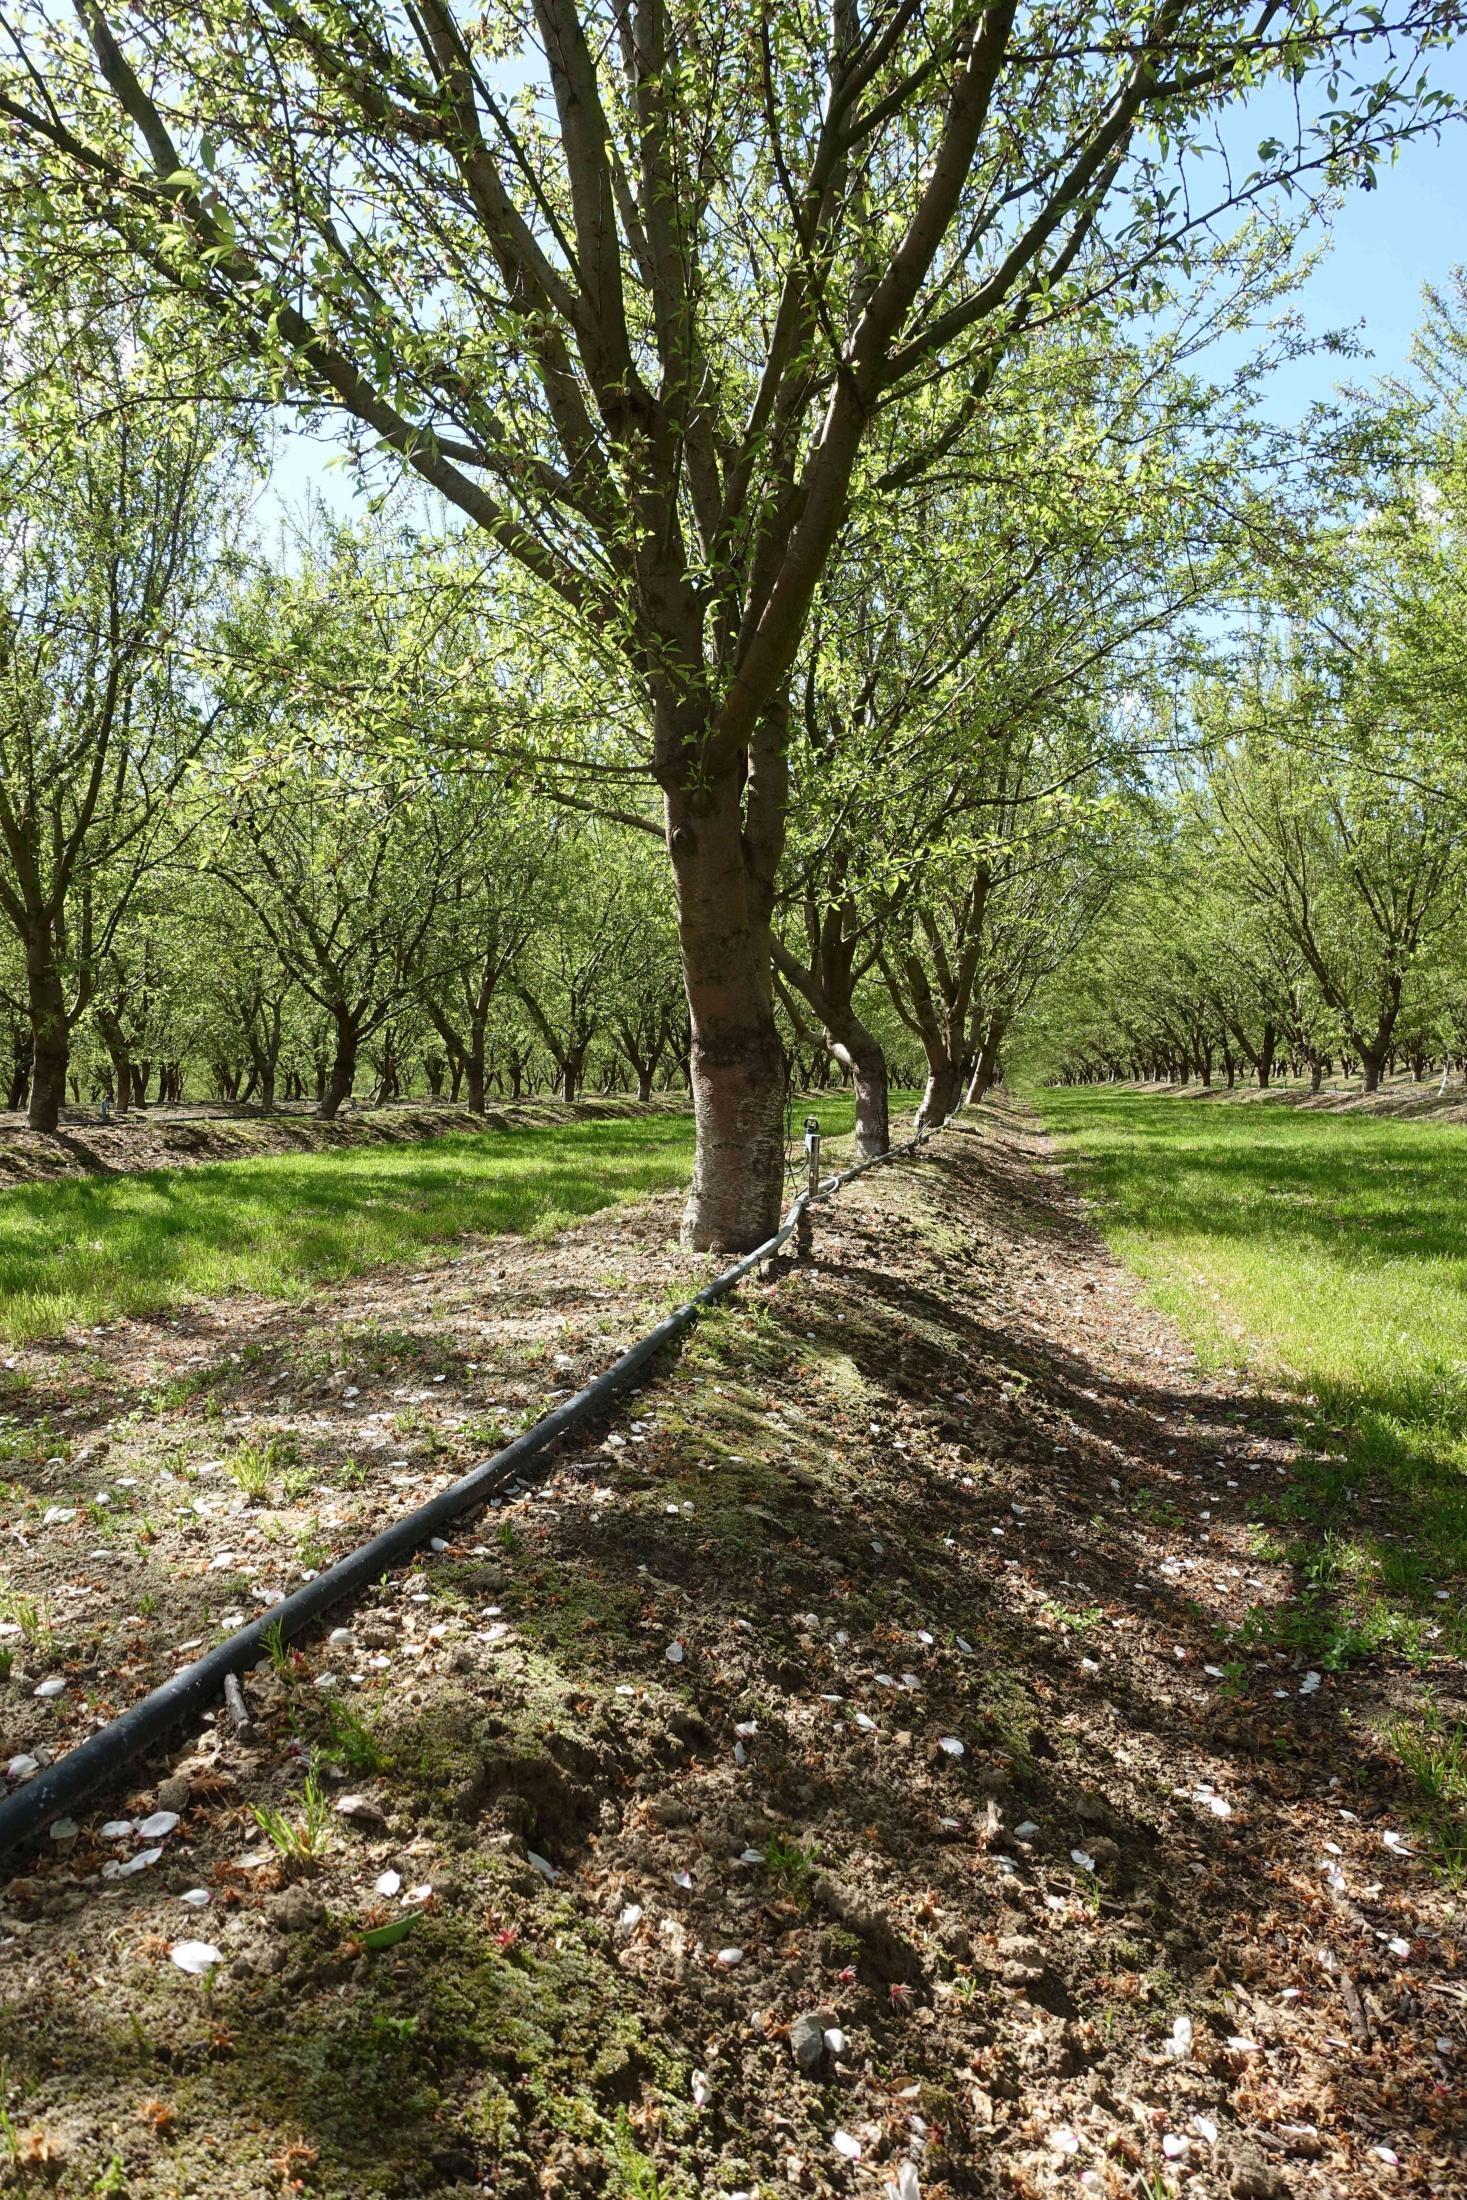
top-left (0, 1104), bottom-right (1460, 2199)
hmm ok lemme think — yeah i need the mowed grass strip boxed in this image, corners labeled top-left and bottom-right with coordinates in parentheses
top-left (0, 1096), bottom-right (868, 1342)
top-left (1036, 1087), bottom-right (1467, 1670)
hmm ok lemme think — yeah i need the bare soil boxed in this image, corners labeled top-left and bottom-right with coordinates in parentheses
top-left (0, 1103), bottom-right (1459, 2199)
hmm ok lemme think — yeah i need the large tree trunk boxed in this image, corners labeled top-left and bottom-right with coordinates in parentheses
top-left (7, 1024), bottom-right (33, 1111)
top-left (965, 1018), bottom-right (1005, 1106)
top-left (25, 941), bottom-right (69, 1134)
top-left (667, 777), bottom-right (785, 1252)
top-left (917, 1050), bottom-right (962, 1128)
top-left (319, 1018), bottom-right (358, 1120)
top-left (465, 1036), bottom-right (486, 1115)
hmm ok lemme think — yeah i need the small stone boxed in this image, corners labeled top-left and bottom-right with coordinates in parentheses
top-left (789, 2012), bottom-right (825, 2073)
top-left (268, 1886), bottom-right (324, 1933)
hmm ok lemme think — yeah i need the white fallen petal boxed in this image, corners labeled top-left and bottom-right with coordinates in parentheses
top-left (34, 1677), bottom-right (66, 1699)
top-left (375, 1870), bottom-right (402, 1897)
top-left (99, 1820), bottom-right (135, 1840)
top-left (1164, 2014), bottom-right (1193, 2059)
top-left (170, 1940), bottom-right (222, 1976)
top-left (526, 1850), bottom-right (559, 1882)
top-left (1226, 2036), bottom-right (1260, 2054)
top-left (938, 1736), bottom-right (964, 1757)
top-left (1071, 1848), bottom-right (1095, 1872)
top-left (1193, 2116), bottom-right (1218, 2146)
top-left (1046, 2128), bottom-right (1080, 2157)
top-left (179, 1888), bottom-right (212, 1908)
top-left (832, 2130), bottom-right (861, 2161)
top-left (665, 1640), bottom-right (685, 1664)
top-left (1014, 1820), bottom-right (1040, 1840)
top-left (738, 1848), bottom-right (765, 1865)
top-left (5, 1754), bottom-right (40, 1781)
top-left (1162, 2135), bottom-right (1189, 2160)
top-left (41, 1507), bottom-right (76, 1527)
top-left (884, 2163), bottom-right (920, 2200)
top-left (617, 1904), bottom-right (643, 1932)
top-left (1389, 1936), bottom-right (1411, 1958)
top-left (715, 1946), bottom-right (743, 1968)
top-left (691, 2068), bottom-right (710, 2107)
top-left (406, 1883), bottom-right (433, 1904)
top-left (137, 1811), bottom-right (180, 1838)
top-left (672, 1870), bottom-right (693, 1890)
top-left (1382, 1830), bottom-right (1412, 1855)
top-left (1299, 1670), bottom-right (1321, 1695)
top-left (823, 2026), bottom-right (847, 2055)
top-left (1372, 2147), bottom-right (1400, 2166)
top-left (48, 1818), bottom-right (78, 1841)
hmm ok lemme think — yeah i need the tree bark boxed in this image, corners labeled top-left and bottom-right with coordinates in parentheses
top-left (667, 773), bottom-right (785, 1251)
top-left (25, 939), bottom-right (69, 1133)
top-left (319, 1017), bottom-right (359, 1120)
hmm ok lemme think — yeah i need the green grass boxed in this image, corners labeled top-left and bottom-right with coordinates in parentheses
top-left (0, 1095), bottom-right (878, 1342)
top-left (1035, 1087), bottom-right (1467, 1672)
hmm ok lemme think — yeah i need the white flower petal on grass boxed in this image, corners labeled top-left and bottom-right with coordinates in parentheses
top-left (665, 1640), bottom-right (685, 1665)
top-left (1046, 2128), bottom-right (1080, 2158)
top-left (406, 1883), bottom-right (433, 1904)
top-left (41, 1507), bottom-right (75, 1527)
top-left (138, 1811), bottom-right (180, 1839)
top-left (672, 1869), bottom-right (693, 1890)
top-left (48, 1818), bottom-right (78, 1841)
top-left (1192, 2116), bottom-right (1218, 2146)
top-left (690, 2068), bottom-right (710, 2106)
top-left (526, 1851), bottom-right (559, 1882)
top-left (1162, 2135), bottom-right (1189, 2160)
top-left (34, 1677), bottom-right (66, 1699)
top-left (832, 2129), bottom-right (862, 2161)
top-left (1071, 1848), bottom-right (1095, 1872)
top-left (170, 1940), bottom-right (222, 1976)
top-left (179, 1889), bottom-right (212, 1908)
top-left (99, 1820), bottom-right (135, 1840)
top-left (1300, 1670), bottom-right (1321, 1695)
top-left (1164, 2015), bottom-right (1193, 2059)
top-left (617, 1904), bottom-right (643, 1933)
top-left (1372, 2146), bottom-right (1400, 2166)
top-left (823, 2026), bottom-right (847, 2056)
top-left (1014, 1820), bottom-right (1040, 1840)
top-left (854, 1712), bottom-right (877, 1732)
top-left (715, 1946), bottom-right (743, 1968)
top-left (938, 1736), bottom-right (964, 1757)
top-left (738, 1848), bottom-right (765, 1865)
top-left (884, 2163), bottom-right (920, 2200)
top-left (1388, 1935), bottom-right (1412, 1958)
top-left (1382, 1830), bottom-right (1412, 1855)
top-left (375, 1870), bottom-right (402, 1897)
top-left (1226, 2035), bottom-right (1260, 2054)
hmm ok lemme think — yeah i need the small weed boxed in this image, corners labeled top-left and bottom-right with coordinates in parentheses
top-left (137, 1591), bottom-right (158, 1618)
top-left (496, 1521), bottom-right (517, 1553)
top-left (261, 1620), bottom-right (293, 1681)
top-left (0, 1591), bottom-right (56, 1661)
top-left (226, 1433), bottom-right (301, 1499)
top-left (252, 1767), bottom-right (333, 1866)
top-left (0, 1649), bottom-right (10, 1681)
top-left (763, 1830), bottom-right (817, 1901)
top-left (336, 1455), bottom-right (368, 1490)
top-left (321, 1701), bottom-right (389, 1776)
top-left (1387, 1701), bottom-right (1467, 1880)
top-left (609, 2109), bottom-right (667, 2200)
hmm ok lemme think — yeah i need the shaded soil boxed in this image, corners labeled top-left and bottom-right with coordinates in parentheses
top-left (0, 1096), bottom-right (688, 1188)
top-left (0, 1103), bottom-right (1460, 2199)
top-left (1098, 1079), bottom-right (1467, 1125)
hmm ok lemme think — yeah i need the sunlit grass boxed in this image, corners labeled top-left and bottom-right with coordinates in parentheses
top-left (1035, 1087), bottom-right (1467, 1667)
top-left (0, 1094), bottom-right (881, 1342)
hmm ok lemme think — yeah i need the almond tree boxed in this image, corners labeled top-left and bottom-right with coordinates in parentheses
top-left (3, 2), bottom-right (1456, 1232)
top-left (0, 284), bottom-right (243, 1129)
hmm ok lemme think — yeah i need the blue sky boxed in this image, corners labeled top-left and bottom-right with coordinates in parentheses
top-left (267, 46), bottom-right (1467, 529)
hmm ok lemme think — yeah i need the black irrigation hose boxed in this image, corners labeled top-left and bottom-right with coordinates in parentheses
top-left (0, 1120), bottom-right (945, 1866)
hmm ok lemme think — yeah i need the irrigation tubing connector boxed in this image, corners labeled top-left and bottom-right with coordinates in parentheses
top-left (0, 1117), bottom-right (950, 1864)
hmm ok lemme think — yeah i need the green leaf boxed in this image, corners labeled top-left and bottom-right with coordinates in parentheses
top-left (362, 1916), bottom-right (417, 1952)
